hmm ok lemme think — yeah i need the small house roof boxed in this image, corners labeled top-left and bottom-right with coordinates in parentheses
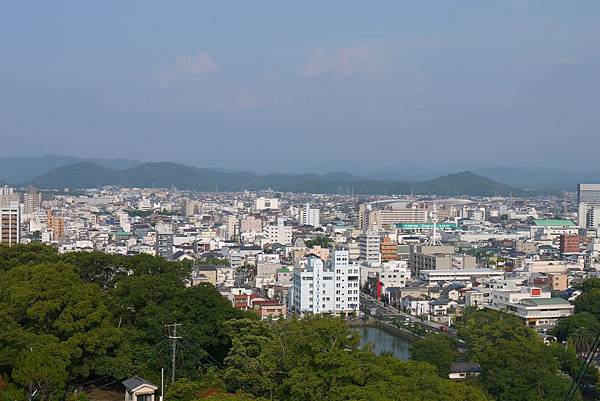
top-left (449, 363), bottom-right (482, 373)
top-left (122, 376), bottom-right (158, 392)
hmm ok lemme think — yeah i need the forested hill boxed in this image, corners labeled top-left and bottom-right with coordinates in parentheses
top-left (25, 161), bottom-right (548, 196)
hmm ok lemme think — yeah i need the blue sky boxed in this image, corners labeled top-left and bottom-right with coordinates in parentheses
top-left (1, 1), bottom-right (599, 173)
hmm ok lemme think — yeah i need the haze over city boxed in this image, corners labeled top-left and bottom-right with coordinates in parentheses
top-left (1, 1), bottom-right (600, 173)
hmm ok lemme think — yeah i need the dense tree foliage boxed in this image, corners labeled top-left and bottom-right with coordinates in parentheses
top-left (457, 309), bottom-right (589, 401)
top-left (305, 235), bottom-right (331, 248)
top-left (219, 317), bottom-right (489, 401)
top-left (410, 334), bottom-right (460, 376)
top-left (0, 245), bottom-right (249, 401)
top-left (574, 278), bottom-right (600, 316)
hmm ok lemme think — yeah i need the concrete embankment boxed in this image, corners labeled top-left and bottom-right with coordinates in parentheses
top-left (348, 319), bottom-right (420, 342)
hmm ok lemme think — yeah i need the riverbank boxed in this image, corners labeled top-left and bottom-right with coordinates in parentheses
top-left (348, 319), bottom-right (420, 342)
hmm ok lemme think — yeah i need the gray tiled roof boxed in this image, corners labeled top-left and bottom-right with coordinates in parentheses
top-left (122, 376), bottom-right (157, 391)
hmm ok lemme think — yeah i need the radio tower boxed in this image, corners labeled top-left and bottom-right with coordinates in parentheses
top-left (427, 201), bottom-right (442, 246)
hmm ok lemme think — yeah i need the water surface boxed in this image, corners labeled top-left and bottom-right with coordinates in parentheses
top-left (355, 326), bottom-right (411, 360)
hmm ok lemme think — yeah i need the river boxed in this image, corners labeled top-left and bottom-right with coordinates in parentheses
top-left (355, 326), bottom-right (411, 361)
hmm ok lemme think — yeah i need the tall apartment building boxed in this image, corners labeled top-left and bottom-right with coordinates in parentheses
top-left (578, 184), bottom-right (600, 229)
top-left (155, 226), bottom-right (174, 260)
top-left (23, 186), bottom-right (41, 214)
top-left (264, 218), bottom-right (292, 245)
top-left (47, 211), bottom-right (65, 239)
top-left (301, 203), bottom-right (320, 227)
top-left (559, 234), bottom-right (579, 255)
top-left (380, 236), bottom-right (398, 261)
top-left (1, 202), bottom-right (20, 246)
top-left (359, 231), bottom-right (381, 264)
top-left (289, 250), bottom-right (360, 317)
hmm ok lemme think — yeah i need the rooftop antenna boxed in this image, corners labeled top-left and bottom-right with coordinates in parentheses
top-left (427, 201), bottom-right (442, 246)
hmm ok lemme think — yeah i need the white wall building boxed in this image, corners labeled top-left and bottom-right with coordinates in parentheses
top-left (264, 218), bottom-right (292, 245)
top-left (301, 203), bottom-right (320, 227)
top-left (359, 231), bottom-right (381, 263)
top-left (289, 250), bottom-right (360, 317)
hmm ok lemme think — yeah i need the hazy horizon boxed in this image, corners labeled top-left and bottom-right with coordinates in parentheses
top-left (2, 2), bottom-right (600, 172)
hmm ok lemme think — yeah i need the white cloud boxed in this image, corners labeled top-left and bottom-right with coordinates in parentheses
top-left (300, 45), bottom-right (388, 78)
top-left (159, 50), bottom-right (219, 87)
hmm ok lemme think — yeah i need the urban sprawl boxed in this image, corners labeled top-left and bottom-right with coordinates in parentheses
top-left (3, 184), bottom-right (600, 331)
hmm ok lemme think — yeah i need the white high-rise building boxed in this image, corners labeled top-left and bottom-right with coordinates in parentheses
top-left (1, 202), bottom-right (21, 246)
top-left (254, 197), bottom-right (280, 211)
top-left (359, 231), bottom-right (381, 264)
top-left (289, 250), bottom-right (360, 317)
top-left (264, 218), bottom-right (292, 245)
top-left (301, 203), bottom-right (320, 227)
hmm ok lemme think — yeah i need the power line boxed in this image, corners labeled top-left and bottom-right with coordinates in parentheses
top-left (85, 339), bottom-right (171, 393)
top-left (178, 330), bottom-right (265, 399)
top-left (563, 331), bottom-right (600, 401)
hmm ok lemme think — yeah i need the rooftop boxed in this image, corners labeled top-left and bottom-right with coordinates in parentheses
top-left (122, 376), bottom-right (157, 392)
top-left (524, 297), bottom-right (572, 306)
top-left (532, 219), bottom-right (575, 227)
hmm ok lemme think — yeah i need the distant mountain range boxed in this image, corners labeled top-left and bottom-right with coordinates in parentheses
top-left (0, 155), bottom-right (141, 183)
top-left (1, 155), bottom-right (598, 192)
top-left (19, 160), bottom-right (548, 196)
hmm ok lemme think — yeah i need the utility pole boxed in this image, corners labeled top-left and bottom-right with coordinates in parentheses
top-left (160, 368), bottom-right (165, 401)
top-left (166, 323), bottom-right (182, 383)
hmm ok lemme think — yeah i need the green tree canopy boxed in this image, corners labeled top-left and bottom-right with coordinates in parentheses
top-left (410, 334), bottom-right (460, 376)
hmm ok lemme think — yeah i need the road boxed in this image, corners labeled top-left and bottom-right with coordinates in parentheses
top-left (360, 293), bottom-right (457, 336)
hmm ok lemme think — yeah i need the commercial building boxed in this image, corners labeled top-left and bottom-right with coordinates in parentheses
top-left (486, 282), bottom-right (574, 327)
top-left (530, 219), bottom-right (578, 241)
top-left (409, 244), bottom-right (476, 276)
top-left (359, 231), bottom-right (381, 263)
top-left (359, 201), bottom-right (428, 230)
top-left (418, 269), bottom-right (504, 285)
top-left (0, 202), bottom-right (20, 246)
top-left (289, 250), bottom-right (360, 317)
top-left (506, 298), bottom-right (574, 327)
top-left (254, 197), bottom-right (280, 211)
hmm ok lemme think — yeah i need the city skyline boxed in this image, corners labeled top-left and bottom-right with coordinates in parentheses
top-left (1, 1), bottom-right (600, 172)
